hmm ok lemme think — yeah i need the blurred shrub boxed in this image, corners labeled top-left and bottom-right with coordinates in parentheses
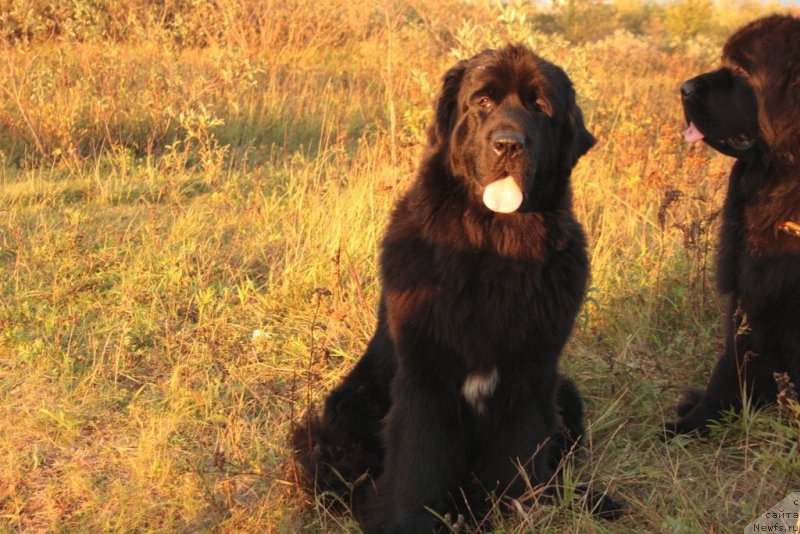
top-left (0, 0), bottom-right (376, 48)
top-left (0, 0), bottom-right (786, 167)
top-left (662, 0), bottom-right (714, 41)
top-left (549, 0), bottom-right (620, 42)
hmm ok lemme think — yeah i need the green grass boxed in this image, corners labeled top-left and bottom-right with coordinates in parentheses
top-left (1, 1), bottom-right (799, 532)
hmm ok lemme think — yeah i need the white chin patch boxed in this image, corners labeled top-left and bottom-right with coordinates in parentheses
top-left (482, 176), bottom-right (524, 213)
top-left (462, 367), bottom-right (499, 414)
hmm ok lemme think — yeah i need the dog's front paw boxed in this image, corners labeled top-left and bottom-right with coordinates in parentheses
top-left (675, 388), bottom-right (705, 418)
top-left (661, 418), bottom-right (704, 439)
top-left (661, 388), bottom-right (712, 439)
top-left (575, 485), bottom-right (626, 521)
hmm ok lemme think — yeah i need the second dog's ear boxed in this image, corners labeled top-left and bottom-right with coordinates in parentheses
top-left (562, 89), bottom-right (596, 168)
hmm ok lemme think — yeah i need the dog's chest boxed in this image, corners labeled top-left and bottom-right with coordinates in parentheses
top-left (439, 248), bottom-right (541, 308)
top-left (429, 251), bottom-right (549, 353)
top-left (382, 215), bottom-right (585, 380)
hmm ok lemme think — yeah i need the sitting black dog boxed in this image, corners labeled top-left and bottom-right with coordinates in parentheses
top-left (668, 15), bottom-right (800, 436)
top-left (293, 45), bottom-right (621, 531)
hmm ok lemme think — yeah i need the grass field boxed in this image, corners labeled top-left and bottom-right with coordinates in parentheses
top-left (1, 1), bottom-right (798, 532)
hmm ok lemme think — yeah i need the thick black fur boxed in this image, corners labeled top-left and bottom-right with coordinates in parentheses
top-left (293, 45), bottom-right (621, 531)
top-left (667, 15), bottom-right (800, 436)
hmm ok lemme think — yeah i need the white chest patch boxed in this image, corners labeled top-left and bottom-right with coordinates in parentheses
top-left (462, 367), bottom-right (499, 414)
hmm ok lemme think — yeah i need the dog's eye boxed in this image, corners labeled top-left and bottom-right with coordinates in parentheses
top-left (534, 98), bottom-right (553, 116)
top-left (526, 92), bottom-right (550, 115)
top-left (478, 96), bottom-right (493, 110)
top-left (732, 64), bottom-right (749, 77)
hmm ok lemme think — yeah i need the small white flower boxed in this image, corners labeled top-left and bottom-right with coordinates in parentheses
top-left (251, 329), bottom-right (272, 341)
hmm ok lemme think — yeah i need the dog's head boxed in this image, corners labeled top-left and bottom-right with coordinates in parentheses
top-left (681, 15), bottom-right (800, 161)
top-left (429, 45), bottom-right (595, 213)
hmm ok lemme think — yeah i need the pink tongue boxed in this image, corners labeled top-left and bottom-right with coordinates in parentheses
top-left (685, 122), bottom-right (705, 143)
top-left (482, 176), bottom-right (523, 213)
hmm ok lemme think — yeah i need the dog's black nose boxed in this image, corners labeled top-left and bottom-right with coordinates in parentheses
top-left (680, 80), bottom-right (698, 98)
top-left (491, 131), bottom-right (525, 158)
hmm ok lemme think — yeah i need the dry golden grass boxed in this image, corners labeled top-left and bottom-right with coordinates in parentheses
top-left (0, 1), bottom-right (798, 532)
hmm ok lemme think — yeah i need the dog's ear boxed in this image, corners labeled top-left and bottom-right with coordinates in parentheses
top-left (427, 60), bottom-right (468, 147)
top-left (758, 35), bottom-right (800, 157)
top-left (562, 90), bottom-right (596, 168)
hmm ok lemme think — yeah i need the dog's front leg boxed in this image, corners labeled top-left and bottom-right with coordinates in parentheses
top-left (361, 365), bottom-right (467, 534)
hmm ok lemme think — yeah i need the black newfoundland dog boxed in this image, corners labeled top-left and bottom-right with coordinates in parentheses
top-left (669, 15), bottom-right (800, 436)
top-left (293, 45), bottom-right (619, 531)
